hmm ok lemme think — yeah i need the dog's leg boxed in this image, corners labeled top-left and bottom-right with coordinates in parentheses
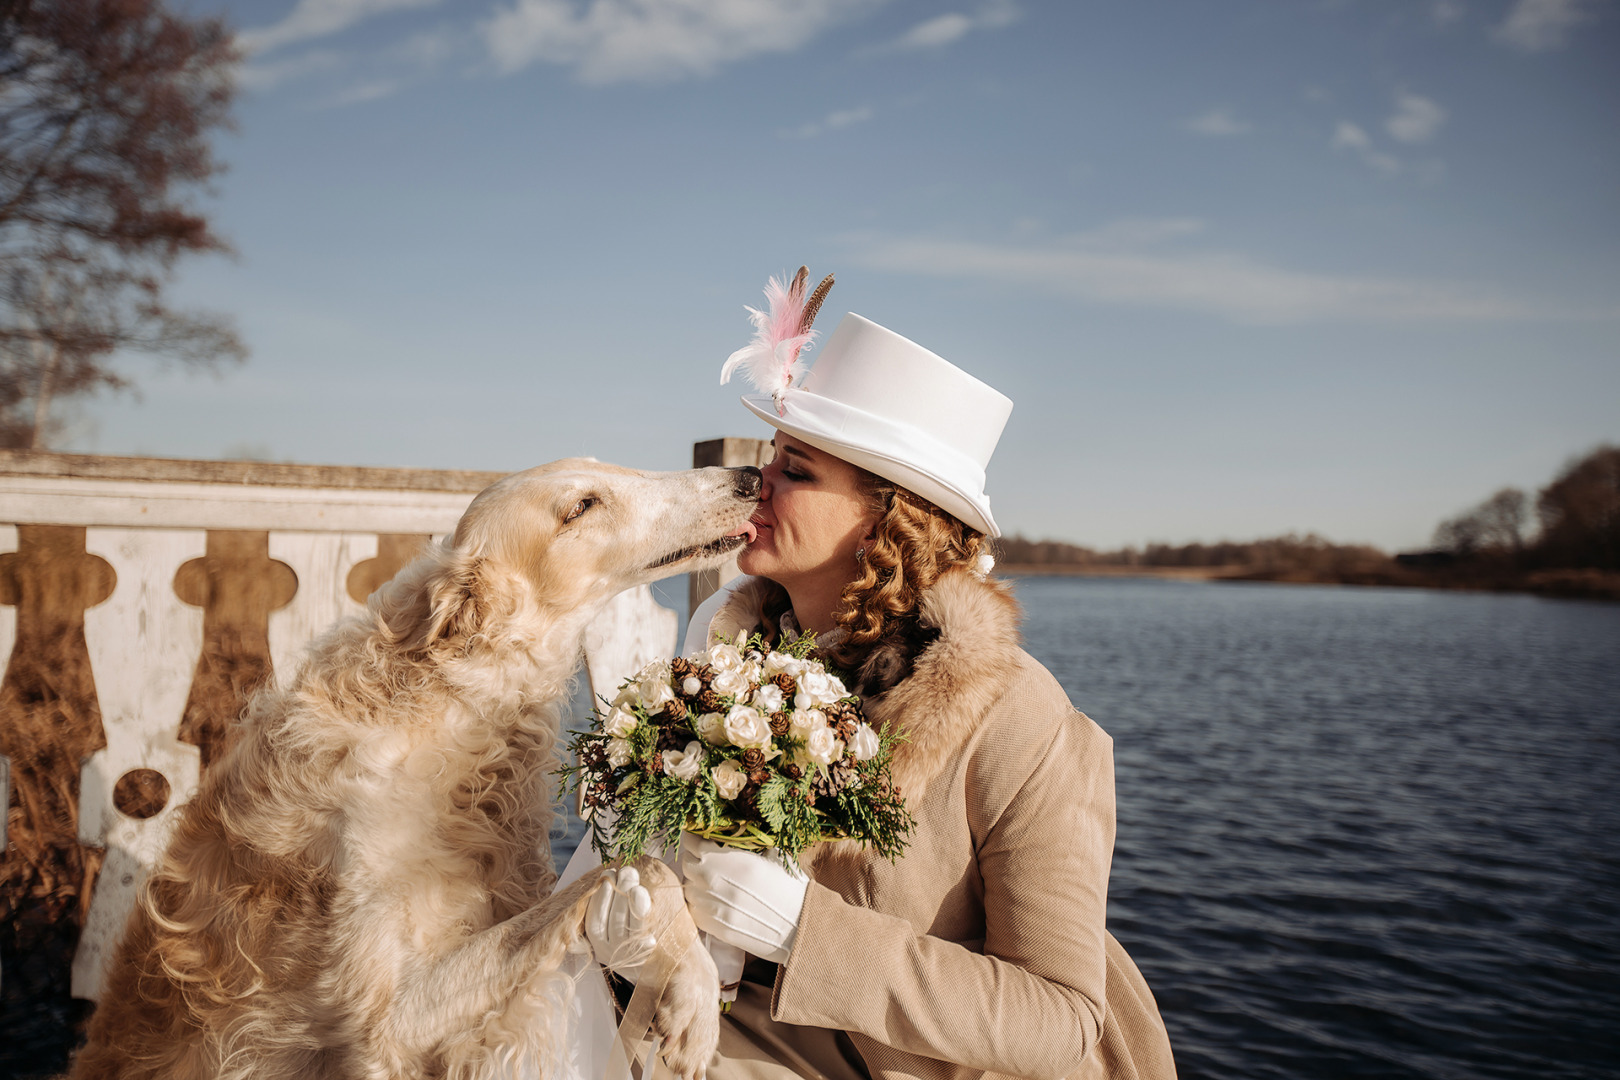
top-left (352, 867), bottom-right (605, 1070)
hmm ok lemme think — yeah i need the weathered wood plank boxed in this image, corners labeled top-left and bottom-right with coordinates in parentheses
top-left (0, 524), bottom-right (13, 854)
top-left (0, 449), bottom-right (509, 493)
top-left (1, 475), bottom-right (479, 533)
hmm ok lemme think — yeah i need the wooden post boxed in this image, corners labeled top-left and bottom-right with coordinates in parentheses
top-left (689, 438), bottom-right (772, 615)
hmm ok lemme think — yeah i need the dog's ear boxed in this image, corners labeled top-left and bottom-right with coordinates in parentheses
top-left (423, 553), bottom-right (487, 644)
top-left (376, 548), bottom-right (487, 649)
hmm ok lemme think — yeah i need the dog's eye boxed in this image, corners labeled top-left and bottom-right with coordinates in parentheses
top-left (565, 497), bottom-right (597, 523)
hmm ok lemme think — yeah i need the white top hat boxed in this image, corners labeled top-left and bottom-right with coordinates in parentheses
top-left (737, 313), bottom-right (1013, 537)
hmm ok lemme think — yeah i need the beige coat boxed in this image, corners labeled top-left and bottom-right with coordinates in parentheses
top-left (698, 570), bottom-right (1177, 1080)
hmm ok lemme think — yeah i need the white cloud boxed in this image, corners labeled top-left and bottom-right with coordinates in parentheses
top-left (847, 232), bottom-right (1553, 324)
top-left (897, 13), bottom-right (973, 48)
top-left (889, 0), bottom-right (1018, 51)
top-left (1072, 218), bottom-right (1207, 247)
top-left (323, 79), bottom-right (403, 107)
top-left (1432, 0), bottom-right (1466, 25)
top-left (1495, 0), bottom-right (1600, 51)
top-left (1330, 120), bottom-right (1371, 152)
top-left (1432, 0), bottom-right (1466, 23)
top-left (1331, 120), bottom-right (1401, 175)
top-left (1386, 91), bottom-right (1447, 144)
top-left (236, 49), bottom-right (345, 91)
top-left (1184, 106), bottom-right (1251, 137)
top-left (783, 104), bottom-right (874, 139)
top-left (481, 0), bottom-right (880, 83)
top-left (237, 0), bottom-right (441, 56)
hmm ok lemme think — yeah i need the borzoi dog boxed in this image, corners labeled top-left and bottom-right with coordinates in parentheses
top-left (71, 460), bottom-right (757, 1080)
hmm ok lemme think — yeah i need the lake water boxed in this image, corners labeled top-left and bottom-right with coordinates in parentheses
top-left (562, 576), bottom-right (1620, 1080)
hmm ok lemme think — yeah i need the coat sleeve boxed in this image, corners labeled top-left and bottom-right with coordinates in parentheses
top-left (770, 703), bottom-right (1115, 1080)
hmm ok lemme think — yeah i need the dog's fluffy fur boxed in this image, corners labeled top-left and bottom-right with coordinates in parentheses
top-left (71, 460), bottom-right (753, 1080)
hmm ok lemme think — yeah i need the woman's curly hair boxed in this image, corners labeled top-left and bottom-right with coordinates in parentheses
top-left (819, 470), bottom-right (986, 686)
top-left (750, 468), bottom-right (987, 692)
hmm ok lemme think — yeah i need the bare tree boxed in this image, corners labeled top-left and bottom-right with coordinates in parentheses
top-left (0, 0), bottom-right (245, 449)
top-left (1433, 487), bottom-right (1527, 557)
top-left (1534, 445), bottom-right (1620, 570)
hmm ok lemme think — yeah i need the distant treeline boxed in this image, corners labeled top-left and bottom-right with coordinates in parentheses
top-left (993, 444), bottom-right (1620, 599)
top-left (993, 532), bottom-right (1386, 573)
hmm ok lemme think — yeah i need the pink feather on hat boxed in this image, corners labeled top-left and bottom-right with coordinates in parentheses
top-left (719, 267), bottom-right (835, 416)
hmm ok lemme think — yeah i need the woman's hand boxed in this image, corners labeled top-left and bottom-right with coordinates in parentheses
top-left (679, 836), bottom-right (809, 964)
top-left (585, 865), bottom-right (656, 979)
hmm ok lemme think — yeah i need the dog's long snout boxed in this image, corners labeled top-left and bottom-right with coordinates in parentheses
top-left (732, 466), bottom-right (762, 499)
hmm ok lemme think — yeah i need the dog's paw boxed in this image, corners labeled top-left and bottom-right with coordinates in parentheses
top-left (631, 857), bottom-right (720, 1080)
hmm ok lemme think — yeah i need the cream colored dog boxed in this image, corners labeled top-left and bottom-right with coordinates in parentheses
top-left (71, 460), bottom-right (758, 1080)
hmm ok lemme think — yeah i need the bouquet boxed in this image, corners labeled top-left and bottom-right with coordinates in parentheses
top-left (564, 632), bottom-right (914, 1000)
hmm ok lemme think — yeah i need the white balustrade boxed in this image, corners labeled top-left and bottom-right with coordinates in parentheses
top-left (267, 532), bottom-right (378, 686)
top-left (74, 527), bottom-right (208, 999)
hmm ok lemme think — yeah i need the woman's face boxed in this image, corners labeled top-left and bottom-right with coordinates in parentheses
top-left (737, 433), bottom-right (877, 592)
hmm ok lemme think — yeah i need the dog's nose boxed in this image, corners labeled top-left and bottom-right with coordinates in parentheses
top-left (732, 466), bottom-right (762, 499)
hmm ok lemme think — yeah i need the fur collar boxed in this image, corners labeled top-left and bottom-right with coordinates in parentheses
top-left (707, 569), bottom-right (1023, 800)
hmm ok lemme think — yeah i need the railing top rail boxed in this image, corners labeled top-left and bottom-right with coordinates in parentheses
top-left (0, 450), bottom-right (511, 494)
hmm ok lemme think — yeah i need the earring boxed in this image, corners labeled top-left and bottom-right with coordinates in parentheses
top-left (855, 546), bottom-right (866, 563)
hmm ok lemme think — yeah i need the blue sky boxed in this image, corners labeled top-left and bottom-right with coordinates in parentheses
top-left (79, 0), bottom-right (1619, 550)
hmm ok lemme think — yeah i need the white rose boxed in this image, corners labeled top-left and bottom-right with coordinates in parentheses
top-left (611, 683), bottom-right (637, 708)
top-left (740, 659), bottom-right (764, 685)
top-left (849, 722), bottom-right (880, 762)
top-left (695, 712), bottom-right (727, 745)
top-left (724, 705), bottom-right (772, 750)
top-left (707, 642), bottom-right (744, 671)
top-left (606, 738), bottom-right (635, 768)
top-left (824, 673), bottom-right (847, 699)
top-left (681, 676), bottom-right (702, 696)
top-left (636, 672), bottom-right (675, 710)
top-left (711, 668), bottom-right (749, 698)
top-left (763, 652), bottom-right (804, 678)
top-left (794, 671), bottom-right (842, 709)
top-left (603, 708), bottom-right (638, 738)
top-left (805, 727), bottom-right (843, 766)
top-left (664, 740), bottom-right (704, 783)
top-left (788, 708), bottom-right (825, 739)
top-left (752, 683), bottom-right (784, 714)
top-left (712, 759), bottom-right (748, 800)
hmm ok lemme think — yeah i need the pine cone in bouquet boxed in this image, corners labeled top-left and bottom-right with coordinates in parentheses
top-left (562, 633), bottom-right (915, 868)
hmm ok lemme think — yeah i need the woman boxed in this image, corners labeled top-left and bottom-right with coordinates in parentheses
top-left (672, 290), bottom-right (1177, 1080)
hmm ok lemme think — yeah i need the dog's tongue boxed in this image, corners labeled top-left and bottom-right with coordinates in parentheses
top-left (727, 521), bottom-right (758, 544)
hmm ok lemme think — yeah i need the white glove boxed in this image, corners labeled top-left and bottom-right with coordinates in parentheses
top-left (679, 836), bottom-right (809, 965)
top-left (585, 866), bottom-right (656, 980)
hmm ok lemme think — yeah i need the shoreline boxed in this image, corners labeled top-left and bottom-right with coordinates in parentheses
top-left (995, 563), bottom-right (1620, 601)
